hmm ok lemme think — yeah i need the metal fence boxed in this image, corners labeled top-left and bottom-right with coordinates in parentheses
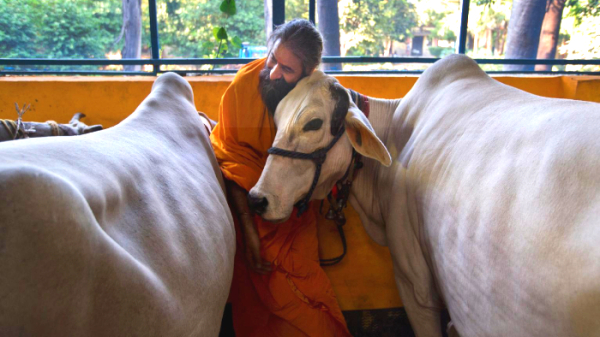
top-left (1, 0), bottom-right (599, 76)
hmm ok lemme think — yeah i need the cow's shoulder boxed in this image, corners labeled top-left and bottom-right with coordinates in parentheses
top-left (417, 54), bottom-right (490, 92)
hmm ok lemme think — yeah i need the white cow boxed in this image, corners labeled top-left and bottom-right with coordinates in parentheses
top-left (0, 73), bottom-right (235, 336)
top-left (249, 54), bottom-right (600, 337)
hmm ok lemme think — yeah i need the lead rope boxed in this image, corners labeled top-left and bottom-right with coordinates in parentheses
top-left (319, 89), bottom-right (369, 266)
top-left (319, 150), bottom-right (363, 266)
top-left (1, 119), bottom-right (24, 139)
top-left (12, 103), bottom-right (32, 140)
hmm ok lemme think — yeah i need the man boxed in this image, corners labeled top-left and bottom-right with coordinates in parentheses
top-left (210, 19), bottom-right (351, 336)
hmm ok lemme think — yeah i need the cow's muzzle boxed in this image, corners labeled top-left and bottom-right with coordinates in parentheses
top-left (247, 192), bottom-right (268, 215)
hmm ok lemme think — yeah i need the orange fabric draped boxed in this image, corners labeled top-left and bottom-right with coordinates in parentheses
top-left (210, 59), bottom-right (351, 337)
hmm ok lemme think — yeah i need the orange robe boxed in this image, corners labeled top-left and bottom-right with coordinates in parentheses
top-left (210, 58), bottom-right (351, 337)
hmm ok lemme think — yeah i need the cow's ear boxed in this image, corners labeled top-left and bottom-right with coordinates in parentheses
top-left (344, 101), bottom-right (392, 167)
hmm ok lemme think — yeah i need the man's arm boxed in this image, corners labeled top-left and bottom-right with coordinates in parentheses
top-left (225, 178), bottom-right (271, 274)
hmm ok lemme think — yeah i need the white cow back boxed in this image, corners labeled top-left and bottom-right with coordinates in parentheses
top-left (388, 54), bottom-right (600, 336)
top-left (0, 73), bottom-right (235, 336)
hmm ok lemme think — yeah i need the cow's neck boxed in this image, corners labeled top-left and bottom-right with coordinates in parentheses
top-left (349, 96), bottom-right (401, 243)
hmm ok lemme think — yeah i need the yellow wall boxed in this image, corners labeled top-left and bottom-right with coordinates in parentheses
top-left (1, 74), bottom-right (599, 311)
top-left (2, 74), bottom-right (598, 128)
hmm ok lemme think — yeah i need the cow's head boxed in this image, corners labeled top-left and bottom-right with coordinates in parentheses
top-left (249, 71), bottom-right (391, 222)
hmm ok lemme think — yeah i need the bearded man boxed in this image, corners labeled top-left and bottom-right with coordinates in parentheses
top-left (210, 19), bottom-right (351, 336)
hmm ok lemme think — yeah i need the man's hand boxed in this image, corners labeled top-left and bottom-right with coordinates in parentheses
top-left (225, 178), bottom-right (272, 275)
top-left (239, 213), bottom-right (272, 274)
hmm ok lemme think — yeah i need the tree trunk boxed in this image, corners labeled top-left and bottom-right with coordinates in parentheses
top-left (317, 0), bottom-right (341, 71)
top-left (122, 0), bottom-right (142, 71)
top-left (535, 0), bottom-right (566, 71)
top-left (504, 0), bottom-right (547, 71)
top-left (499, 29), bottom-right (506, 55)
top-left (264, 0), bottom-right (273, 42)
top-left (384, 38), bottom-right (393, 56)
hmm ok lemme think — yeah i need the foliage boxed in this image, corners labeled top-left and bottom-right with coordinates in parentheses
top-left (340, 0), bottom-right (417, 56)
top-left (0, 0), bottom-right (121, 59)
top-left (466, 0), bottom-right (599, 60)
top-left (428, 46), bottom-right (454, 58)
top-left (38, 0), bottom-right (119, 58)
top-left (286, 0), bottom-right (309, 21)
top-left (566, 0), bottom-right (600, 25)
top-left (157, 0), bottom-right (264, 58)
top-left (560, 13), bottom-right (600, 71)
top-left (423, 9), bottom-right (457, 42)
top-left (0, 0), bottom-right (598, 69)
top-left (0, 0), bottom-right (37, 58)
top-left (475, 0), bottom-right (600, 26)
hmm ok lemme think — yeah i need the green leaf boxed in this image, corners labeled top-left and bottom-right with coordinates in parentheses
top-left (231, 36), bottom-right (242, 49)
top-left (202, 41), bottom-right (215, 51)
top-left (213, 27), bottom-right (228, 41)
top-left (220, 0), bottom-right (236, 15)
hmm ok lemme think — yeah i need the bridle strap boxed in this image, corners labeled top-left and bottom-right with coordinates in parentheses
top-left (267, 126), bottom-right (346, 216)
top-left (265, 88), bottom-right (369, 266)
top-left (320, 89), bottom-right (369, 266)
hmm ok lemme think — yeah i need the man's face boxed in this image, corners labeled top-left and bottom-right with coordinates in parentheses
top-left (259, 42), bottom-right (305, 115)
top-left (266, 41), bottom-right (304, 84)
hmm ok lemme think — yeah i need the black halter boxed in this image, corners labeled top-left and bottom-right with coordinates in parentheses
top-left (267, 125), bottom-right (347, 216)
top-left (267, 88), bottom-right (369, 218)
top-left (267, 88), bottom-right (368, 265)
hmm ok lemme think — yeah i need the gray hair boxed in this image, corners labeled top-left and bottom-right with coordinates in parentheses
top-left (268, 19), bottom-right (323, 74)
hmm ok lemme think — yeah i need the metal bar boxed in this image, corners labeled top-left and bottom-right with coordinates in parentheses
top-left (148, 58), bottom-right (254, 65)
top-left (0, 59), bottom-right (156, 66)
top-left (485, 70), bottom-right (600, 75)
top-left (148, 0), bottom-right (160, 75)
top-left (2, 68), bottom-right (598, 76)
top-left (2, 57), bottom-right (600, 67)
top-left (272, 0), bottom-right (285, 29)
top-left (309, 0), bottom-right (316, 25)
top-left (0, 71), bottom-right (151, 76)
top-left (457, 0), bottom-right (470, 54)
top-left (325, 70), bottom-right (425, 75)
top-left (472, 58), bottom-right (600, 65)
top-left (322, 57), bottom-right (439, 64)
top-left (324, 70), bottom-right (600, 75)
top-left (161, 69), bottom-right (240, 75)
top-left (321, 57), bottom-right (600, 65)
top-left (0, 58), bottom-right (255, 66)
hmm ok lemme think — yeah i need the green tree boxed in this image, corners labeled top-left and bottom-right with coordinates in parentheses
top-left (286, 0), bottom-right (309, 21)
top-left (424, 10), bottom-right (457, 43)
top-left (479, 0), bottom-right (599, 70)
top-left (0, 0), bottom-right (37, 58)
top-left (158, 0), bottom-right (264, 60)
top-left (566, 0), bottom-right (600, 23)
top-left (536, 0), bottom-right (600, 70)
top-left (0, 0), bottom-right (120, 60)
top-left (469, 2), bottom-right (508, 57)
top-left (341, 0), bottom-right (416, 56)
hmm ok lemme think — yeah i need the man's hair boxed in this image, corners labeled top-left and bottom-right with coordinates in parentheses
top-left (267, 19), bottom-right (323, 74)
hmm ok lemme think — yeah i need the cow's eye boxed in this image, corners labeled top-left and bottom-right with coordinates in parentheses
top-left (303, 118), bottom-right (323, 132)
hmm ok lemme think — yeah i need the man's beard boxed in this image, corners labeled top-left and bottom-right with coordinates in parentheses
top-left (259, 67), bottom-right (297, 116)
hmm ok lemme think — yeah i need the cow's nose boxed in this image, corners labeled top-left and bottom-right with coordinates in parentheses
top-left (247, 193), bottom-right (268, 215)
